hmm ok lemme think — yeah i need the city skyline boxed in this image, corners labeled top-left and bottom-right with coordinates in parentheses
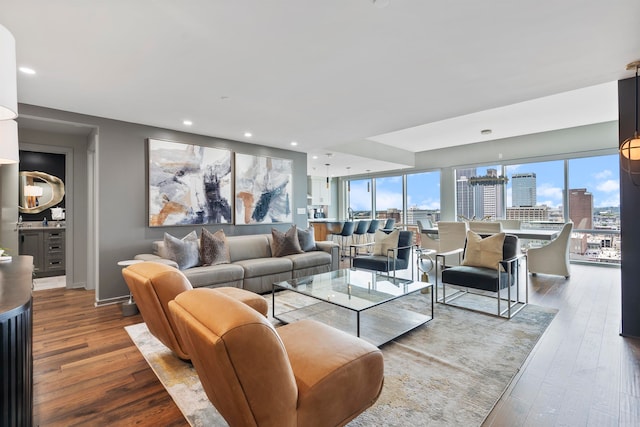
top-left (349, 154), bottom-right (619, 213)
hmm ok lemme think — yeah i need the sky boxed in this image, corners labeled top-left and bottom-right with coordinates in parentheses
top-left (349, 154), bottom-right (620, 211)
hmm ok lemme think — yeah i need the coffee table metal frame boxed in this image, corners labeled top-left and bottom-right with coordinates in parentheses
top-left (272, 269), bottom-right (433, 346)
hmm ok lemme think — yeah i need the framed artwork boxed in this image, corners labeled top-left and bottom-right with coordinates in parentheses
top-left (148, 139), bottom-right (232, 227)
top-left (235, 153), bottom-right (292, 224)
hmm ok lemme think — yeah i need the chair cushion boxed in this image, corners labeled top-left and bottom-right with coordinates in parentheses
top-left (442, 265), bottom-right (510, 292)
top-left (164, 231), bottom-right (200, 270)
top-left (373, 228), bottom-right (399, 256)
top-left (200, 228), bottom-right (231, 266)
top-left (352, 255), bottom-right (408, 272)
top-left (297, 226), bottom-right (316, 252)
top-left (272, 226), bottom-right (304, 257)
top-left (462, 231), bottom-right (505, 270)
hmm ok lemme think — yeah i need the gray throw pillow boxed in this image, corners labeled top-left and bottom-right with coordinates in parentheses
top-left (272, 226), bottom-right (304, 257)
top-left (297, 226), bottom-right (316, 252)
top-left (164, 231), bottom-right (200, 270)
top-left (200, 228), bottom-right (231, 266)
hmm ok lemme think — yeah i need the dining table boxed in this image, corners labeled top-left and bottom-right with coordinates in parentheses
top-left (421, 227), bottom-right (561, 241)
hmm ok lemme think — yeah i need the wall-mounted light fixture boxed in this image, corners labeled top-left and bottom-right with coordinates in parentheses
top-left (0, 24), bottom-right (18, 120)
top-left (620, 60), bottom-right (640, 186)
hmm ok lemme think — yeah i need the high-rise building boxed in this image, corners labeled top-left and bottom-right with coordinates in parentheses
top-left (456, 168), bottom-right (477, 219)
top-left (482, 168), bottom-right (505, 219)
top-left (512, 173), bottom-right (537, 207)
top-left (569, 188), bottom-right (593, 229)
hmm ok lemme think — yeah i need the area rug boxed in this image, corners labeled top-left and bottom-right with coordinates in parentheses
top-left (125, 291), bottom-right (557, 426)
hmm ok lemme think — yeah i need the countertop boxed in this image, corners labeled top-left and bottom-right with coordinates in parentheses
top-left (0, 255), bottom-right (34, 317)
top-left (17, 223), bottom-right (66, 230)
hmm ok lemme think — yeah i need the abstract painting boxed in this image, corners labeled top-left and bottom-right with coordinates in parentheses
top-left (235, 153), bottom-right (292, 224)
top-left (148, 139), bottom-right (232, 227)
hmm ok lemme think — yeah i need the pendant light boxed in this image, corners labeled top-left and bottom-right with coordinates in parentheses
top-left (620, 60), bottom-right (640, 186)
top-left (325, 163), bottom-right (330, 189)
top-left (0, 24), bottom-right (18, 120)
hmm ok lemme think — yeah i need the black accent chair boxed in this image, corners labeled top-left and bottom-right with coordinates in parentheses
top-left (435, 234), bottom-right (527, 319)
top-left (350, 230), bottom-right (414, 282)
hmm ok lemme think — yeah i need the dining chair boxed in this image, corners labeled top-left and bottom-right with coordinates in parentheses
top-left (468, 221), bottom-right (503, 233)
top-left (527, 222), bottom-right (573, 278)
top-left (436, 221), bottom-right (468, 266)
top-left (496, 219), bottom-right (522, 230)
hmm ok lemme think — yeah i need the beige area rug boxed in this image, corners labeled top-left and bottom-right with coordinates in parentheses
top-left (125, 291), bottom-right (557, 427)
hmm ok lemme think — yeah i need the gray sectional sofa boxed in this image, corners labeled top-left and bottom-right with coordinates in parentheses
top-left (134, 233), bottom-right (339, 294)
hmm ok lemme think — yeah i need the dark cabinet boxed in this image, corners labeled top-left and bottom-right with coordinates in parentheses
top-left (19, 229), bottom-right (65, 278)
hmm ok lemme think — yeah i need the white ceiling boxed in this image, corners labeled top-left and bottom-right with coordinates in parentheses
top-left (2, 0), bottom-right (639, 177)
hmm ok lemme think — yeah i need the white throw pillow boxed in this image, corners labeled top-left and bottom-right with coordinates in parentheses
top-left (373, 229), bottom-right (400, 256)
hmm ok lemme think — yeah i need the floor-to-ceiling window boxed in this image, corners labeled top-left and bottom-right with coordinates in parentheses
top-left (347, 178), bottom-right (372, 219)
top-left (406, 171), bottom-right (441, 226)
top-left (568, 154), bottom-right (620, 263)
top-left (454, 153), bottom-right (620, 265)
top-left (375, 175), bottom-right (403, 223)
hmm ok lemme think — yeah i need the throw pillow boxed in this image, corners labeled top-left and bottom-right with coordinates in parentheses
top-left (200, 228), bottom-right (231, 266)
top-left (297, 226), bottom-right (316, 252)
top-left (164, 231), bottom-right (200, 270)
top-left (272, 226), bottom-right (304, 257)
top-left (462, 230), bottom-right (505, 270)
top-left (373, 228), bottom-right (400, 256)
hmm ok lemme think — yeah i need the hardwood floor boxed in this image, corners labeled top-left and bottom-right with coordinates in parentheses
top-left (32, 264), bottom-right (639, 426)
top-left (32, 288), bottom-right (187, 426)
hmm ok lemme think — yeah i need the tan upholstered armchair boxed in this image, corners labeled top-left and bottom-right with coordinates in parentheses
top-left (169, 288), bottom-right (384, 427)
top-left (122, 262), bottom-right (267, 360)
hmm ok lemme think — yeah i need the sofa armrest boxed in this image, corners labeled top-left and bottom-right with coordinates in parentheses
top-left (134, 253), bottom-right (180, 269)
top-left (315, 241), bottom-right (340, 271)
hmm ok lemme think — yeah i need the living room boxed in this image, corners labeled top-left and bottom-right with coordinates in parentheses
top-left (1, 2), bottom-right (640, 426)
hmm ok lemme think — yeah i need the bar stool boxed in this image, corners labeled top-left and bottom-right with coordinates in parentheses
top-left (366, 219), bottom-right (380, 243)
top-left (352, 220), bottom-right (370, 245)
top-left (337, 221), bottom-right (355, 258)
top-left (382, 218), bottom-right (396, 231)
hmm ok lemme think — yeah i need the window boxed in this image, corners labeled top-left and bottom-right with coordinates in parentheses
top-left (375, 176), bottom-right (403, 223)
top-left (406, 171), bottom-right (440, 226)
top-left (568, 155), bottom-right (620, 264)
top-left (505, 160), bottom-right (565, 226)
top-left (347, 179), bottom-right (372, 219)
top-left (455, 165), bottom-right (504, 220)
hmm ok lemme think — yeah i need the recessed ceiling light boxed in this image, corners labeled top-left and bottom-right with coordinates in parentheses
top-left (19, 67), bottom-right (35, 75)
top-left (312, 155), bottom-right (318, 159)
top-left (290, 141), bottom-right (298, 146)
top-left (244, 132), bottom-right (252, 138)
top-left (481, 129), bottom-right (492, 135)
top-left (183, 120), bottom-right (193, 126)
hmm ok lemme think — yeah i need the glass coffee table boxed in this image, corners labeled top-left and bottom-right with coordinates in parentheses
top-left (272, 269), bottom-right (433, 347)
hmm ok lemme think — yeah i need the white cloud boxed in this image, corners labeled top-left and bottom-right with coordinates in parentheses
top-left (537, 183), bottom-right (563, 201)
top-left (594, 169), bottom-right (613, 180)
top-left (375, 190), bottom-right (403, 211)
top-left (597, 194), bottom-right (620, 207)
top-left (597, 179), bottom-right (619, 193)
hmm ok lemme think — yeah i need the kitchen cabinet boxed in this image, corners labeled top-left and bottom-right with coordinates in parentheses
top-left (309, 176), bottom-right (331, 205)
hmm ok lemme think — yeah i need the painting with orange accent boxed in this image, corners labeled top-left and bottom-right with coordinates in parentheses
top-left (148, 139), bottom-right (232, 226)
top-left (235, 153), bottom-right (292, 224)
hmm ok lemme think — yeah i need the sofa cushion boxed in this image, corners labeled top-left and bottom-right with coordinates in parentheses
top-left (164, 231), bottom-right (200, 270)
top-left (182, 263), bottom-right (245, 288)
top-left (272, 226), bottom-right (304, 257)
top-left (228, 235), bottom-right (272, 262)
top-left (462, 231), bottom-right (505, 270)
top-left (285, 251), bottom-right (331, 270)
top-left (234, 257), bottom-right (293, 278)
top-left (297, 226), bottom-right (316, 252)
top-left (200, 228), bottom-right (231, 266)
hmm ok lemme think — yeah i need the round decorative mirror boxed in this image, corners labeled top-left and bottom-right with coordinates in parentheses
top-left (18, 171), bottom-right (65, 214)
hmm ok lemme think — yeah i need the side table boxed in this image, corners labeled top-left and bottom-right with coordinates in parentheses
top-left (118, 259), bottom-right (143, 316)
top-left (416, 248), bottom-right (436, 283)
